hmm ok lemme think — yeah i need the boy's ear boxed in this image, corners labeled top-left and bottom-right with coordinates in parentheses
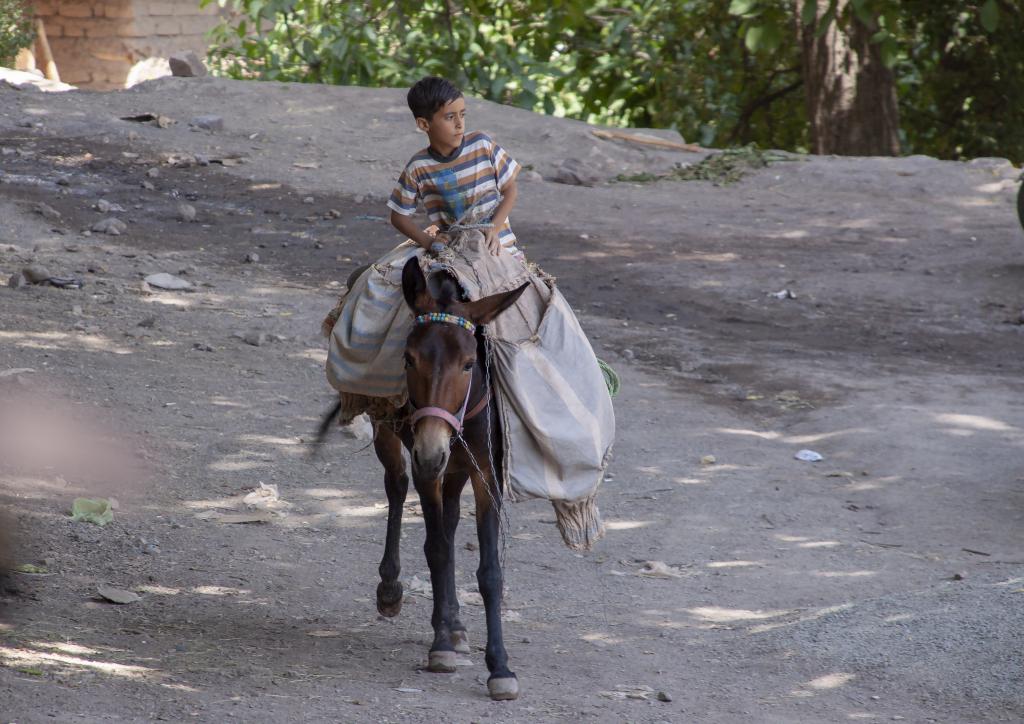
top-left (402, 257), bottom-right (435, 314)
top-left (415, 116), bottom-right (430, 134)
top-left (462, 282), bottom-right (530, 326)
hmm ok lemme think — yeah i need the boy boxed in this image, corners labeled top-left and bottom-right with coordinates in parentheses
top-left (387, 76), bottom-right (521, 258)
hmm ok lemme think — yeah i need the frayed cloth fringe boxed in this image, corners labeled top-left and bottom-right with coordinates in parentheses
top-left (552, 493), bottom-right (605, 551)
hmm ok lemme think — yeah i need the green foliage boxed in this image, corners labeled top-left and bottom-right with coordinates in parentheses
top-left (897, 0), bottom-right (1024, 163)
top-left (204, 0), bottom-right (1024, 163)
top-left (0, 0), bottom-right (35, 67)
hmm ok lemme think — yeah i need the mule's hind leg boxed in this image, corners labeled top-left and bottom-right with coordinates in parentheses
top-left (442, 473), bottom-right (470, 654)
top-left (374, 424), bottom-right (408, 617)
top-left (471, 470), bottom-right (518, 700)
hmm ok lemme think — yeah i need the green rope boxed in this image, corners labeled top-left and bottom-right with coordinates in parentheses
top-left (598, 358), bottom-right (620, 397)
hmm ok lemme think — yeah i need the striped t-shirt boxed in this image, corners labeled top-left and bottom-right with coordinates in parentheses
top-left (387, 131), bottom-right (521, 248)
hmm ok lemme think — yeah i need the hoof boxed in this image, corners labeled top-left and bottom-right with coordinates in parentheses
top-left (376, 581), bottom-right (403, 617)
top-left (427, 649), bottom-right (458, 673)
top-left (488, 675), bottom-right (519, 701)
top-left (451, 629), bottom-right (471, 654)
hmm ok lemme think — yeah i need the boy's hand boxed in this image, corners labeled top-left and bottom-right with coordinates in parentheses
top-left (483, 226), bottom-right (502, 256)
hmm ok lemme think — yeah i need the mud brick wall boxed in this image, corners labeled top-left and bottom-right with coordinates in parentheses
top-left (31, 0), bottom-right (219, 89)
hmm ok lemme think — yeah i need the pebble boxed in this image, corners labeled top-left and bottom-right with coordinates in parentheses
top-left (622, 348), bottom-right (634, 360)
top-left (242, 331), bottom-right (266, 347)
top-left (7, 272), bottom-right (27, 289)
top-left (192, 343), bottom-right (214, 352)
top-left (92, 218), bottom-right (127, 235)
top-left (169, 51), bottom-right (208, 77)
top-left (656, 691), bottom-right (673, 702)
top-left (303, 196), bottom-right (314, 204)
top-left (146, 167), bottom-right (160, 179)
top-left (22, 264), bottom-right (51, 283)
top-left (143, 273), bottom-right (193, 291)
top-left (189, 115), bottom-right (223, 132)
top-left (34, 202), bottom-right (62, 221)
top-left (71, 305), bottom-right (83, 316)
top-left (141, 180), bottom-right (155, 190)
top-left (177, 203), bottom-right (196, 222)
top-left (245, 252), bottom-right (260, 263)
top-left (95, 199), bottom-right (124, 213)
top-left (138, 316), bottom-right (157, 328)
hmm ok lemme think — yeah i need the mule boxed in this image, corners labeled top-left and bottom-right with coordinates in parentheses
top-left (321, 256), bottom-right (529, 701)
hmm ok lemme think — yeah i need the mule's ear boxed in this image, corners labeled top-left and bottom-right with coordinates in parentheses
top-left (402, 257), bottom-right (433, 313)
top-left (463, 282), bottom-right (530, 326)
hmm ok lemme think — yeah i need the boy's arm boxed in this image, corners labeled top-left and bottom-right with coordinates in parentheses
top-left (484, 180), bottom-right (518, 255)
top-left (390, 210), bottom-right (439, 251)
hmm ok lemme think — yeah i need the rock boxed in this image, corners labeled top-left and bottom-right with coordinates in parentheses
top-left (91, 218), bottom-right (127, 235)
top-left (195, 153), bottom-right (210, 166)
top-left (71, 305), bottom-right (83, 316)
top-left (177, 203), bottom-right (196, 222)
top-left (7, 272), bottom-right (27, 289)
top-left (621, 348), bottom-right (634, 361)
top-left (138, 316), bottom-right (157, 328)
top-left (96, 585), bottom-right (139, 604)
top-left (95, 199), bottom-right (124, 214)
top-left (245, 252), bottom-right (260, 264)
top-left (22, 264), bottom-right (51, 283)
top-left (189, 115), bottom-right (223, 132)
top-left (144, 273), bottom-right (193, 291)
top-left (141, 180), bottom-right (155, 191)
top-left (241, 331), bottom-right (266, 347)
top-left (656, 691), bottom-right (673, 702)
top-left (146, 167), bottom-right (160, 179)
top-left (553, 158), bottom-right (604, 187)
top-left (192, 343), bottom-right (214, 352)
top-left (169, 51), bottom-right (208, 78)
top-left (33, 202), bottom-right (62, 221)
top-left (303, 196), bottom-right (315, 204)
top-left (519, 169), bottom-right (543, 183)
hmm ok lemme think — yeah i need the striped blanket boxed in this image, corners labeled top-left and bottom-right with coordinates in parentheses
top-left (325, 233), bottom-right (614, 550)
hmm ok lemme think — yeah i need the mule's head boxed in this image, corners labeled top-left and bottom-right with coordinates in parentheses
top-left (401, 257), bottom-right (527, 480)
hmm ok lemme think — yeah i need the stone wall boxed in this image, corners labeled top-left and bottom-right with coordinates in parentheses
top-left (31, 0), bottom-right (219, 89)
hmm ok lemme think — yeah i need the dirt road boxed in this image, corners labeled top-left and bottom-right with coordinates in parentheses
top-left (1, 77), bottom-right (1023, 723)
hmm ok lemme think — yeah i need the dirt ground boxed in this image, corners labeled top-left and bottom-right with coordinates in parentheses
top-left (1, 76), bottom-right (1023, 723)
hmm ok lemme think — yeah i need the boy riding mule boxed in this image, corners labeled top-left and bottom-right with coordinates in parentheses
top-left (319, 76), bottom-right (615, 701)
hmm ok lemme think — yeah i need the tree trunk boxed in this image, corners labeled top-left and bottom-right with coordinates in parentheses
top-left (798, 0), bottom-right (900, 156)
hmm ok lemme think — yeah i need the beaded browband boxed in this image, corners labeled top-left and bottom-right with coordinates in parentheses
top-left (414, 312), bottom-right (476, 333)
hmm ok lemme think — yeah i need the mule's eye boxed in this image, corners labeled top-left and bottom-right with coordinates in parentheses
top-left (463, 361), bottom-right (474, 372)
top-left (404, 353), bottom-right (414, 369)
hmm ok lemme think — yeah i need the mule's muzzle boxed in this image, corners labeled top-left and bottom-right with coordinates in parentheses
top-left (411, 419), bottom-right (451, 481)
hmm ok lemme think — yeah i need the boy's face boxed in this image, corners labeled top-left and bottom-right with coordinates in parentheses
top-left (417, 97), bottom-right (466, 154)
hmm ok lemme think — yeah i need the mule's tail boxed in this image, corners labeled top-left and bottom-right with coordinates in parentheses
top-left (311, 400), bottom-right (343, 451)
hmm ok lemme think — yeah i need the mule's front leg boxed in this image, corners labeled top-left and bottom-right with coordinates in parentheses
top-left (375, 426), bottom-right (408, 617)
top-left (442, 473), bottom-right (470, 654)
top-left (473, 474), bottom-right (518, 700)
top-left (418, 482), bottom-right (459, 673)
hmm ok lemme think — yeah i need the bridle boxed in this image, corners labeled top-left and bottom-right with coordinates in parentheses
top-left (406, 312), bottom-right (491, 435)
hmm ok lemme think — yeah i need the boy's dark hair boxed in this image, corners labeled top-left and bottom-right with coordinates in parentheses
top-left (407, 76), bottom-right (463, 120)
